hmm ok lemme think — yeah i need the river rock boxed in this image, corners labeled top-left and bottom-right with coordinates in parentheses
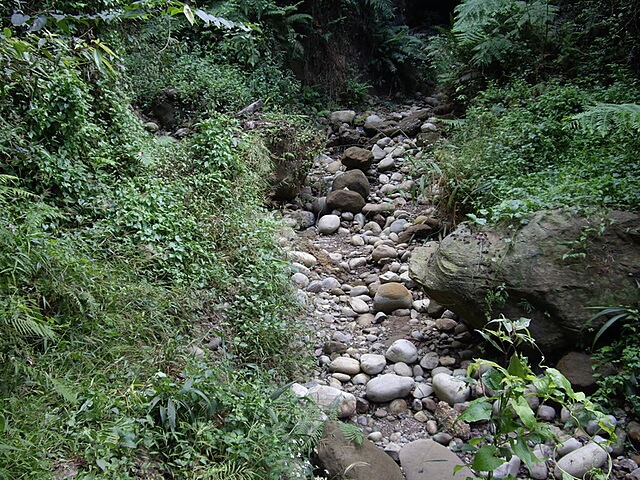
top-left (385, 339), bottom-right (418, 364)
top-left (330, 110), bottom-right (356, 125)
top-left (555, 351), bottom-right (605, 394)
top-left (554, 441), bottom-right (609, 479)
top-left (399, 439), bottom-right (473, 480)
top-left (366, 374), bottom-right (415, 402)
top-left (326, 189), bottom-right (365, 213)
top-left (373, 282), bottom-right (412, 313)
top-left (432, 373), bottom-right (470, 405)
top-left (317, 214), bottom-right (341, 234)
top-left (360, 354), bottom-right (387, 375)
top-left (350, 297), bottom-right (370, 314)
top-left (372, 245), bottom-right (398, 263)
top-left (287, 250), bottom-right (317, 267)
top-left (316, 421), bottom-right (404, 480)
top-left (332, 169), bottom-right (370, 200)
top-left (307, 385), bottom-right (356, 418)
top-left (409, 210), bottom-right (640, 353)
top-left (291, 272), bottom-right (310, 289)
top-left (493, 456), bottom-right (521, 479)
top-left (342, 146), bottom-right (374, 170)
top-left (329, 356), bottom-right (361, 375)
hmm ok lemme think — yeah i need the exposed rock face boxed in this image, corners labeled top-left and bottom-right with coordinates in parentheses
top-left (409, 210), bottom-right (640, 354)
top-left (316, 421), bottom-right (404, 480)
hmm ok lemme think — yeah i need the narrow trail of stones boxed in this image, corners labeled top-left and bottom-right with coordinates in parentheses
top-left (276, 102), bottom-right (639, 480)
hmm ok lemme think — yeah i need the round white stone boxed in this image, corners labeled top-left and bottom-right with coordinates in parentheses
top-left (385, 339), bottom-right (418, 364)
top-left (317, 214), bottom-right (341, 234)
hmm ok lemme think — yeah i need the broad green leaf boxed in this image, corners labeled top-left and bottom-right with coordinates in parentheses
top-left (511, 436), bottom-right (539, 468)
top-left (471, 445), bottom-right (504, 472)
top-left (510, 396), bottom-right (536, 429)
top-left (545, 368), bottom-right (574, 394)
top-left (459, 398), bottom-right (492, 423)
top-left (2, 27), bottom-right (11, 38)
top-left (507, 353), bottom-right (532, 380)
top-left (482, 367), bottom-right (504, 392)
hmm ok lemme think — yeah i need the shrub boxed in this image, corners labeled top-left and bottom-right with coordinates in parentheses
top-left (420, 79), bottom-right (640, 223)
top-left (459, 316), bottom-right (614, 479)
top-left (588, 303), bottom-right (640, 416)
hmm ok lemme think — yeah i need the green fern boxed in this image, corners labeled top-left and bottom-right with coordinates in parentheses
top-left (339, 422), bottom-right (364, 447)
top-left (364, 0), bottom-right (395, 20)
top-left (0, 175), bottom-right (34, 205)
top-left (452, 0), bottom-right (557, 67)
top-left (192, 462), bottom-right (259, 480)
top-left (0, 295), bottom-right (56, 341)
top-left (571, 103), bottom-right (640, 136)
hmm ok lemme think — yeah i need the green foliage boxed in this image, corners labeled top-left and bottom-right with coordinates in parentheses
top-left (460, 316), bottom-right (614, 479)
top-left (256, 112), bottom-right (324, 200)
top-left (0, 30), bottom-right (145, 207)
top-left (571, 103), bottom-right (640, 136)
top-left (123, 16), bottom-right (304, 126)
top-left (428, 0), bottom-right (557, 98)
top-left (587, 299), bottom-right (640, 416)
top-left (554, 0), bottom-right (640, 80)
top-left (368, 25), bottom-right (430, 92)
top-left (452, 0), bottom-right (557, 67)
top-left (0, 7), bottom-right (317, 479)
top-left (339, 423), bottom-right (365, 447)
top-left (144, 362), bottom-right (321, 479)
top-left (420, 80), bottom-right (640, 223)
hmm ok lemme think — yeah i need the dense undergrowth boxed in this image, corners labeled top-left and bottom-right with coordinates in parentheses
top-left (0, 9), bottom-right (323, 478)
top-left (428, 79), bottom-right (640, 224)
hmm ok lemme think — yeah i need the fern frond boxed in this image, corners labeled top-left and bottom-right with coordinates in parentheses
top-left (570, 103), bottom-right (640, 136)
top-left (1, 296), bottom-right (56, 341)
top-left (3, 312), bottom-right (56, 340)
top-left (196, 462), bottom-right (258, 480)
top-left (453, 0), bottom-right (507, 39)
top-left (0, 174), bottom-right (35, 204)
top-left (364, 0), bottom-right (395, 20)
top-left (339, 423), bottom-right (364, 447)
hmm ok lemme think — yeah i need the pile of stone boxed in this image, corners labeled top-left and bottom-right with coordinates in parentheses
top-left (275, 105), bottom-right (640, 480)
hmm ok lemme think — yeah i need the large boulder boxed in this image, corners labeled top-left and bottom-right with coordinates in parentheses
top-left (331, 169), bottom-right (370, 200)
top-left (342, 146), bottom-right (374, 170)
top-left (316, 421), bottom-right (404, 480)
top-left (399, 439), bottom-right (473, 480)
top-left (326, 189), bottom-right (365, 213)
top-left (409, 210), bottom-right (640, 354)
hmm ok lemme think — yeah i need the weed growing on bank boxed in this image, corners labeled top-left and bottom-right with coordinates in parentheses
top-left (416, 79), bottom-right (640, 224)
top-left (0, 27), bottom-right (317, 478)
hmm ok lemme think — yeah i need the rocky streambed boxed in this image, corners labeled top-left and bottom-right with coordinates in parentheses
top-left (275, 104), bottom-right (640, 480)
